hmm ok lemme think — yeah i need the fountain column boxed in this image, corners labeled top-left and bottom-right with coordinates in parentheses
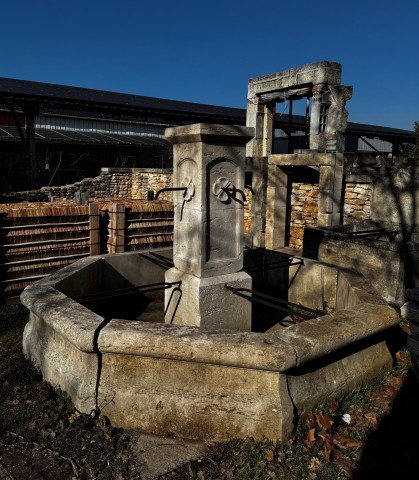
top-left (164, 124), bottom-right (254, 331)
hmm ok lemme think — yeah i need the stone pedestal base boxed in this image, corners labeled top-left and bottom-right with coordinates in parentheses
top-left (165, 268), bottom-right (252, 331)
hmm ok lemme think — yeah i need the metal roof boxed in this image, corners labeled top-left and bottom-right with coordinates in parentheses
top-left (0, 77), bottom-right (244, 122)
top-left (0, 76), bottom-right (414, 143)
top-left (0, 125), bottom-right (168, 146)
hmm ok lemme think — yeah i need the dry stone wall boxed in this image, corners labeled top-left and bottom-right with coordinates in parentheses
top-left (0, 166), bottom-right (376, 252)
top-left (289, 180), bottom-right (373, 249)
top-left (0, 168), bottom-right (173, 203)
top-left (289, 183), bottom-right (319, 250)
top-left (343, 182), bottom-right (372, 224)
top-left (244, 190), bottom-right (252, 234)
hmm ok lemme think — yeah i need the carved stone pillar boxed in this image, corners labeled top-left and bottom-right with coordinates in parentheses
top-left (326, 85), bottom-right (353, 153)
top-left (317, 154), bottom-right (344, 227)
top-left (265, 165), bottom-right (289, 250)
top-left (164, 124), bottom-right (254, 331)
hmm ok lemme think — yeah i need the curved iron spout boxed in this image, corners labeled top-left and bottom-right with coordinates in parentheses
top-left (245, 185), bottom-right (255, 195)
top-left (154, 187), bottom-right (187, 200)
top-left (221, 187), bottom-right (247, 202)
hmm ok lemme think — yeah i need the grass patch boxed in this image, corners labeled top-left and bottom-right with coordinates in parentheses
top-left (0, 305), bottom-right (130, 479)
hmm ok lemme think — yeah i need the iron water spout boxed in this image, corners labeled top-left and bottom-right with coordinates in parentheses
top-left (154, 187), bottom-right (188, 200)
top-left (154, 177), bottom-right (195, 201)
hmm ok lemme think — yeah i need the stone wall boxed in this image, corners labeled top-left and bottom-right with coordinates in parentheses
top-left (131, 170), bottom-right (173, 200)
top-left (244, 190), bottom-right (252, 234)
top-left (0, 168), bottom-right (173, 203)
top-left (289, 180), bottom-right (374, 250)
top-left (289, 183), bottom-right (319, 249)
top-left (343, 182), bottom-right (372, 225)
top-left (0, 165), bottom-right (378, 251)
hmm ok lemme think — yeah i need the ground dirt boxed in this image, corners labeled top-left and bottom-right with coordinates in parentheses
top-left (1, 305), bottom-right (419, 479)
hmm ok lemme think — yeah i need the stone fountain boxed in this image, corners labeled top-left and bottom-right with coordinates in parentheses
top-left (21, 122), bottom-right (399, 441)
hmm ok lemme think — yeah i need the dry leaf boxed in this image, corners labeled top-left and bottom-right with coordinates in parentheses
top-left (266, 449), bottom-right (274, 462)
top-left (308, 456), bottom-right (321, 470)
top-left (333, 434), bottom-right (364, 450)
top-left (387, 374), bottom-right (404, 389)
top-left (320, 444), bottom-right (332, 462)
top-left (315, 411), bottom-right (334, 432)
top-left (335, 456), bottom-right (355, 477)
top-left (303, 427), bottom-right (316, 448)
top-left (364, 412), bottom-right (378, 428)
top-left (327, 398), bottom-right (340, 414)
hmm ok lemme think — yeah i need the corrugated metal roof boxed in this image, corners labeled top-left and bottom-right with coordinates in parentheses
top-left (0, 125), bottom-right (168, 146)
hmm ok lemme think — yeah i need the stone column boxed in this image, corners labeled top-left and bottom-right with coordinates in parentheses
top-left (246, 99), bottom-right (274, 157)
top-left (246, 156), bottom-right (268, 249)
top-left (309, 91), bottom-right (322, 138)
top-left (262, 102), bottom-right (275, 157)
top-left (164, 124), bottom-right (254, 331)
top-left (246, 99), bottom-right (265, 157)
top-left (309, 87), bottom-right (329, 152)
top-left (265, 165), bottom-right (289, 250)
top-left (317, 154), bottom-right (344, 227)
top-left (326, 85), bottom-right (353, 154)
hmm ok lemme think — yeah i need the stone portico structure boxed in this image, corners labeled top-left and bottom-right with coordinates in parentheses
top-left (246, 61), bottom-right (352, 249)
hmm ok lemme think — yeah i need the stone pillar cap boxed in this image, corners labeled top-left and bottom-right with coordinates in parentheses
top-left (165, 123), bottom-right (254, 145)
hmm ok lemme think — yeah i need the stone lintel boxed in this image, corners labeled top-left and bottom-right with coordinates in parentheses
top-left (345, 174), bottom-right (375, 183)
top-left (248, 61), bottom-right (342, 98)
top-left (269, 153), bottom-right (337, 167)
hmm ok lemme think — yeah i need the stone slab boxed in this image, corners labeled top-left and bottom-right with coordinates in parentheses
top-left (22, 312), bottom-right (98, 413)
top-left (98, 354), bottom-right (294, 441)
top-left (287, 340), bottom-right (392, 415)
top-left (98, 320), bottom-right (296, 371)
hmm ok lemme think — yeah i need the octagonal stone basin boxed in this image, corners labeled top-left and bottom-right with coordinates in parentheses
top-left (21, 248), bottom-right (399, 441)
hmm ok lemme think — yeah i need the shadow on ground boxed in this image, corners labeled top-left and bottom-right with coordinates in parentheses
top-left (353, 371), bottom-right (419, 479)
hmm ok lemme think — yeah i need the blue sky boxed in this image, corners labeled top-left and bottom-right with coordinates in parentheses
top-left (2, 0), bottom-right (418, 130)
